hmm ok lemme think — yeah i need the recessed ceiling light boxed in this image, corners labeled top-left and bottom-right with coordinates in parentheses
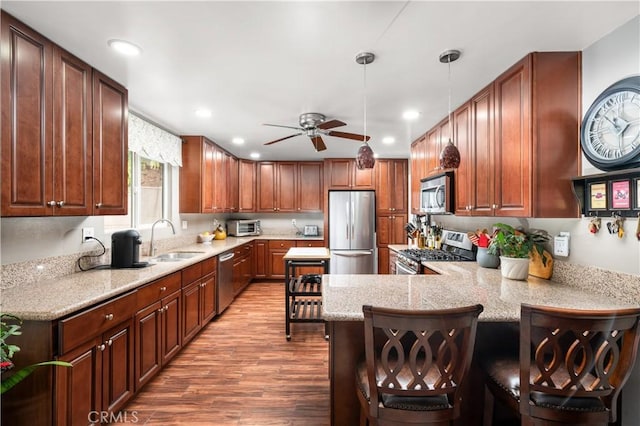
top-left (382, 137), bottom-right (395, 145)
top-left (250, 152), bottom-right (260, 159)
top-left (232, 137), bottom-right (245, 145)
top-left (195, 109), bottom-right (212, 118)
top-left (403, 110), bottom-right (420, 120)
top-left (373, 153), bottom-right (380, 158)
top-left (107, 39), bottom-right (142, 56)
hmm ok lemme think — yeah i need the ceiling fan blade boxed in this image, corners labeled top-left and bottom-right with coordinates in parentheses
top-left (316, 119), bottom-right (346, 130)
top-left (310, 136), bottom-right (327, 152)
top-left (263, 123), bottom-right (305, 131)
top-left (264, 133), bottom-right (303, 145)
top-left (327, 131), bottom-right (370, 142)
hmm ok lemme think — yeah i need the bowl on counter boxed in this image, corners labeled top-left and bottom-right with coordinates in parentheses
top-left (197, 233), bottom-right (215, 244)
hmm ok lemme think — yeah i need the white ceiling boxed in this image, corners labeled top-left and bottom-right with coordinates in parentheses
top-left (3, 1), bottom-right (638, 161)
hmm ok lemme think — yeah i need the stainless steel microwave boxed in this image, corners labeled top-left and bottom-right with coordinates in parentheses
top-left (420, 172), bottom-right (454, 214)
top-left (227, 219), bottom-right (262, 236)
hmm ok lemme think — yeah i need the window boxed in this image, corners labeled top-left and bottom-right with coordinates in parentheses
top-left (103, 152), bottom-right (171, 232)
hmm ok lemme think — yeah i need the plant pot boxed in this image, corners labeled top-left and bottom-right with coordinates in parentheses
top-left (499, 256), bottom-right (530, 280)
top-left (477, 247), bottom-right (500, 269)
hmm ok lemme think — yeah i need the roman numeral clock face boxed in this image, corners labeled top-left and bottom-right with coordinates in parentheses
top-left (581, 75), bottom-right (640, 171)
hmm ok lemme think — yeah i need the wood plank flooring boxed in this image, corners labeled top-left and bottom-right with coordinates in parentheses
top-left (124, 281), bottom-right (330, 425)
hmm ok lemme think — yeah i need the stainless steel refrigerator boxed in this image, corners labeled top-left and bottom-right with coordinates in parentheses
top-left (329, 190), bottom-right (376, 274)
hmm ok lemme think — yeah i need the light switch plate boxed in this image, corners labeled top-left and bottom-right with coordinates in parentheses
top-left (553, 232), bottom-right (570, 257)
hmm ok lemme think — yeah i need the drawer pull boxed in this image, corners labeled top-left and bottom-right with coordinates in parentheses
top-left (160, 286), bottom-right (167, 292)
top-left (98, 344), bottom-right (106, 351)
top-left (105, 313), bottom-right (114, 321)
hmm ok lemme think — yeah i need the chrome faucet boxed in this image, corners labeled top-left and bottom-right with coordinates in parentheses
top-left (150, 219), bottom-right (176, 257)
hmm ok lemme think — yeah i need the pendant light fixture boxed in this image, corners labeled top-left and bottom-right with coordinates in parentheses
top-left (355, 52), bottom-right (375, 170)
top-left (439, 49), bottom-right (461, 169)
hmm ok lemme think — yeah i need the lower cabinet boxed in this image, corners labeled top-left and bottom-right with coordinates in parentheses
top-left (254, 240), bottom-right (267, 278)
top-left (134, 272), bottom-right (182, 391)
top-left (233, 242), bottom-right (254, 295)
top-left (56, 318), bottom-right (135, 425)
top-left (376, 214), bottom-right (407, 274)
top-left (267, 240), bottom-right (296, 278)
top-left (181, 257), bottom-right (217, 345)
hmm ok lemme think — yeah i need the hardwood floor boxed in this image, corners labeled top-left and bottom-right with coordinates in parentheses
top-left (124, 281), bottom-right (330, 425)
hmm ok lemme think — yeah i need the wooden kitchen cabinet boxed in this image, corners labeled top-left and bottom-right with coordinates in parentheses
top-left (267, 240), bottom-right (296, 278)
top-left (238, 159), bottom-right (256, 212)
top-left (227, 154), bottom-right (239, 212)
top-left (1, 12), bottom-right (123, 217)
top-left (254, 240), bottom-right (268, 278)
top-left (324, 158), bottom-right (375, 190)
top-left (56, 292), bottom-right (137, 425)
top-left (92, 70), bottom-right (128, 215)
top-left (376, 214), bottom-right (407, 274)
top-left (410, 134), bottom-right (427, 215)
top-left (181, 257), bottom-right (217, 345)
top-left (233, 242), bottom-right (254, 295)
top-left (297, 161), bottom-right (323, 212)
top-left (375, 159), bottom-right (408, 214)
top-left (257, 161), bottom-right (297, 212)
top-left (491, 52), bottom-right (580, 217)
top-left (134, 272), bottom-right (182, 391)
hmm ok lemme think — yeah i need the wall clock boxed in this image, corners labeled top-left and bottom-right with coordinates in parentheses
top-left (581, 75), bottom-right (640, 171)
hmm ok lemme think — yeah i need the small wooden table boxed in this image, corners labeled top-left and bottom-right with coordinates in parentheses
top-left (283, 247), bottom-right (331, 340)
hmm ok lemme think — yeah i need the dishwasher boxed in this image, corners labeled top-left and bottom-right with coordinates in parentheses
top-left (217, 250), bottom-right (235, 314)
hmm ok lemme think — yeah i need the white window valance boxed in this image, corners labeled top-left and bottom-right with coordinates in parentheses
top-left (129, 113), bottom-right (182, 167)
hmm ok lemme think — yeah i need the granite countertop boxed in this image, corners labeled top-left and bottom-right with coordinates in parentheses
top-left (1, 235), bottom-right (324, 321)
top-left (322, 261), bottom-right (640, 322)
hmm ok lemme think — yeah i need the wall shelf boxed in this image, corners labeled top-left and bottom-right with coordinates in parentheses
top-left (571, 168), bottom-right (640, 218)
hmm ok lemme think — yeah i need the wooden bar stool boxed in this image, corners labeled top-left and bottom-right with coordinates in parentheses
top-left (482, 304), bottom-right (640, 426)
top-left (356, 304), bottom-right (484, 426)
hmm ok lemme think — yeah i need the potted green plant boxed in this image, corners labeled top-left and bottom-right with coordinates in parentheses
top-left (1, 314), bottom-right (71, 394)
top-left (487, 223), bottom-right (550, 280)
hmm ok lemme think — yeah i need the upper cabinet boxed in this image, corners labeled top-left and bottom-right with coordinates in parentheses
top-left (180, 136), bottom-right (238, 213)
top-left (1, 12), bottom-right (127, 217)
top-left (420, 51), bottom-right (581, 219)
top-left (256, 161), bottom-right (322, 213)
top-left (324, 158), bottom-right (375, 190)
top-left (410, 135), bottom-right (427, 215)
top-left (238, 160), bottom-right (256, 212)
top-left (375, 159), bottom-right (408, 214)
top-left (92, 71), bottom-right (128, 215)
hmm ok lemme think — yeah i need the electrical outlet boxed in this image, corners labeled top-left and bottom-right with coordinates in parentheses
top-left (553, 232), bottom-right (570, 257)
top-left (182, 220), bottom-right (188, 230)
top-left (82, 227), bottom-right (95, 243)
top-left (291, 219), bottom-right (296, 227)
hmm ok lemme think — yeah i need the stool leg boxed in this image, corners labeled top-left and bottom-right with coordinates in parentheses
top-left (483, 384), bottom-right (494, 426)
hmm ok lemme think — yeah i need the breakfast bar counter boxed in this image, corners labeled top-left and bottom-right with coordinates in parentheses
top-left (322, 262), bottom-right (639, 426)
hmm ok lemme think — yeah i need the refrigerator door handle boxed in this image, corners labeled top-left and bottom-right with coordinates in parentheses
top-left (332, 250), bottom-right (373, 257)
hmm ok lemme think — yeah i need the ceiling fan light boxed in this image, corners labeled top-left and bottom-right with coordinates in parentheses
top-left (439, 139), bottom-right (461, 169)
top-left (356, 143), bottom-right (375, 169)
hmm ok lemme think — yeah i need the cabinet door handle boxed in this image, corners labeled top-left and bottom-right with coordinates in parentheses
top-left (164, 305), bottom-right (169, 312)
top-left (56, 201), bottom-right (65, 207)
top-left (158, 307), bottom-right (164, 314)
top-left (47, 201), bottom-right (56, 207)
top-left (105, 313), bottom-right (114, 321)
top-left (98, 344), bottom-right (106, 351)
top-left (95, 202), bottom-right (102, 208)
top-left (492, 204), bottom-right (498, 209)
top-left (160, 286), bottom-right (167, 292)
top-left (201, 282), bottom-right (206, 288)
top-left (107, 339), bottom-right (113, 347)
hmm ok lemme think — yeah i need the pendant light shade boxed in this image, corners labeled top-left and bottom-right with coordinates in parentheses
top-left (356, 142), bottom-right (375, 169)
top-left (355, 52), bottom-right (375, 170)
top-left (439, 49), bottom-right (461, 170)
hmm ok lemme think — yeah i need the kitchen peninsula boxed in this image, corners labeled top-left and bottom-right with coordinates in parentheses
top-left (322, 262), bottom-right (640, 426)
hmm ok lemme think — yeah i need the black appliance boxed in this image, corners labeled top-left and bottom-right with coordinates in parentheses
top-left (111, 229), bottom-right (148, 268)
top-left (396, 229), bottom-right (475, 275)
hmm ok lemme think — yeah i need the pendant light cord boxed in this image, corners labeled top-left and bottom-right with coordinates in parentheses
top-left (448, 57), bottom-right (453, 143)
top-left (363, 60), bottom-right (367, 143)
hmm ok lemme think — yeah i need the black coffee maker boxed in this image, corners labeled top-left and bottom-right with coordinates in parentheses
top-left (111, 229), bottom-right (148, 268)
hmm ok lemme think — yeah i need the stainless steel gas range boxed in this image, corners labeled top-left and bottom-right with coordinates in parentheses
top-left (395, 230), bottom-right (476, 275)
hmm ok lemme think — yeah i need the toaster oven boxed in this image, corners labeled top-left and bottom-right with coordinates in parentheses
top-left (227, 219), bottom-right (262, 236)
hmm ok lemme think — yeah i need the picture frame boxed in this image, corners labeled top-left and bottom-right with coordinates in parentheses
top-left (610, 179), bottom-right (631, 210)
top-left (588, 182), bottom-right (607, 211)
top-left (634, 178), bottom-right (640, 211)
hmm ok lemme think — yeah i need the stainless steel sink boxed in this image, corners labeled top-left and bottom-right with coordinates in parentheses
top-left (152, 251), bottom-right (204, 262)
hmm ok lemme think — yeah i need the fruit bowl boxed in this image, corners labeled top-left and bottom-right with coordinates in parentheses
top-left (197, 233), bottom-right (214, 244)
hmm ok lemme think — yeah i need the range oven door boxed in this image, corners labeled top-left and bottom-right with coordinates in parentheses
top-left (395, 261), bottom-right (417, 275)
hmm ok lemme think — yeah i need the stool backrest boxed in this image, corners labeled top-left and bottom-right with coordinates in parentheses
top-left (362, 304), bottom-right (483, 418)
top-left (519, 304), bottom-right (640, 422)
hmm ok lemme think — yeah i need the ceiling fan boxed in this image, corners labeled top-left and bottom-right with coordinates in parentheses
top-left (263, 112), bottom-right (370, 152)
